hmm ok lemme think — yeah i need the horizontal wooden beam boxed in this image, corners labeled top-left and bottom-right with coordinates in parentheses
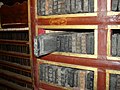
top-left (0, 79), bottom-right (32, 90)
top-left (0, 69), bottom-right (32, 83)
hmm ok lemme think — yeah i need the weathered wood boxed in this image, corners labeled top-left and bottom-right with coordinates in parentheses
top-left (0, 1), bottom-right (28, 28)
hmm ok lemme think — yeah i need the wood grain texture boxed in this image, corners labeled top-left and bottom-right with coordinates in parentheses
top-left (0, 1), bottom-right (28, 28)
top-left (29, 0), bottom-right (120, 90)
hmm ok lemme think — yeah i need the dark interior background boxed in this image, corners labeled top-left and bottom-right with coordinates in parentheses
top-left (0, 0), bottom-right (27, 6)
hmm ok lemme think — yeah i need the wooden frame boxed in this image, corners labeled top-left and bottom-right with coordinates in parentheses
top-left (106, 70), bottom-right (120, 90)
top-left (29, 0), bottom-right (120, 89)
top-left (35, 25), bottom-right (98, 59)
top-left (107, 25), bottom-right (120, 60)
top-left (38, 59), bottom-right (98, 90)
top-left (107, 0), bottom-right (120, 16)
top-left (0, 79), bottom-right (32, 90)
top-left (35, 0), bottom-right (98, 18)
top-left (0, 1), bottom-right (28, 28)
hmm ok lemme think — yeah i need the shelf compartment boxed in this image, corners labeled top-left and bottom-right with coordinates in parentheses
top-left (0, 69), bottom-right (32, 83)
top-left (106, 70), bottom-right (120, 90)
top-left (0, 64), bottom-right (31, 77)
top-left (0, 43), bottom-right (30, 54)
top-left (0, 60), bottom-right (31, 70)
top-left (34, 25), bottom-right (98, 58)
top-left (35, 0), bottom-right (97, 18)
top-left (0, 79), bottom-right (32, 90)
top-left (107, 25), bottom-right (120, 60)
top-left (0, 30), bottom-right (29, 41)
top-left (107, 0), bottom-right (120, 16)
top-left (0, 75), bottom-right (32, 90)
top-left (0, 54), bottom-right (31, 66)
top-left (37, 59), bottom-right (97, 90)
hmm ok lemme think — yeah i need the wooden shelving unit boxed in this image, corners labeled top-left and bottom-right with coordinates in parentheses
top-left (0, 28), bottom-right (33, 90)
top-left (29, 0), bottom-right (120, 90)
top-left (0, 1), bottom-right (33, 90)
